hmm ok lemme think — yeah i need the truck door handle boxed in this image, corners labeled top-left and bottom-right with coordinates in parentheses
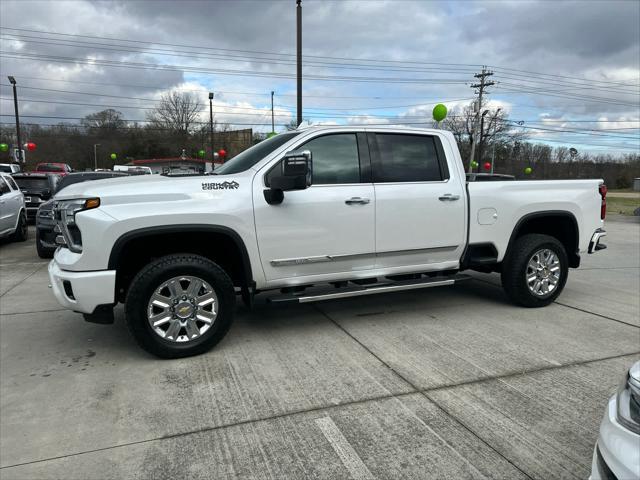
top-left (345, 197), bottom-right (370, 205)
top-left (438, 194), bottom-right (460, 201)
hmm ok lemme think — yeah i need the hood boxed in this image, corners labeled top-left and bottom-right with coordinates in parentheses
top-left (53, 172), bottom-right (248, 207)
top-left (55, 174), bottom-right (174, 200)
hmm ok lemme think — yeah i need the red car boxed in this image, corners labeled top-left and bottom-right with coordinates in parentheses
top-left (34, 163), bottom-right (73, 176)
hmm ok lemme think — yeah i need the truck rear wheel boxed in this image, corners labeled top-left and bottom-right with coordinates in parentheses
top-left (501, 234), bottom-right (568, 308)
top-left (125, 254), bottom-right (235, 358)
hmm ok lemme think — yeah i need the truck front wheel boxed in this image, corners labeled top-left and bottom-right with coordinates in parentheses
top-left (501, 234), bottom-right (568, 308)
top-left (125, 254), bottom-right (235, 358)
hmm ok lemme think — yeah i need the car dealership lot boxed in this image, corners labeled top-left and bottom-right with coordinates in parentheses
top-left (1, 219), bottom-right (638, 479)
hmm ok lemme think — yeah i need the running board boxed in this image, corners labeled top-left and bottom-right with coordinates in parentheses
top-left (268, 274), bottom-right (471, 304)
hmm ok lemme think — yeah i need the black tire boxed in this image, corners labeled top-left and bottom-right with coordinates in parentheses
top-left (125, 254), bottom-right (236, 358)
top-left (35, 229), bottom-right (55, 258)
top-left (501, 234), bottom-right (568, 308)
top-left (10, 211), bottom-right (28, 242)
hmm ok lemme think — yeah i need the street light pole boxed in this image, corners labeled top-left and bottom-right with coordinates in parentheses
top-left (7, 76), bottom-right (23, 165)
top-left (271, 91), bottom-right (275, 133)
top-left (208, 92), bottom-right (214, 167)
top-left (93, 144), bottom-right (100, 171)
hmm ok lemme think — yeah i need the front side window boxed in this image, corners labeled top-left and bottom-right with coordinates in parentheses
top-left (266, 133), bottom-right (361, 186)
top-left (372, 134), bottom-right (443, 183)
top-left (302, 134), bottom-right (360, 185)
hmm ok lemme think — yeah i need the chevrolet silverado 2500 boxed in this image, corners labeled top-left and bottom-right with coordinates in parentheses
top-left (48, 126), bottom-right (608, 358)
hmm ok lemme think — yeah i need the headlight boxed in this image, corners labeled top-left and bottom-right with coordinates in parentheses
top-left (616, 362), bottom-right (640, 435)
top-left (38, 209), bottom-right (54, 219)
top-left (54, 198), bottom-right (100, 253)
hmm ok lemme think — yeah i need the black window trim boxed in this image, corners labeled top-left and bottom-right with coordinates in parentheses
top-left (264, 131), bottom-right (370, 187)
top-left (366, 131), bottom-right (450, 184)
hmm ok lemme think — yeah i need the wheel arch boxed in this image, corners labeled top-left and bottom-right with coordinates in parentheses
top-left (108, 225), bottom-right (253, 301)
top-left (505, 211), bottom-right (580, 268)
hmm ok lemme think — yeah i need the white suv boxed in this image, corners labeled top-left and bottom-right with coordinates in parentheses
top-left (0, 172), bottom-right (28, 242)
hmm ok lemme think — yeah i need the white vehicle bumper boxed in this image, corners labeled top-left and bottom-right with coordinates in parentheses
top-left (48, 260), bottom-right (116, 314)
top-left (590, 396), bottom-right (640, 480)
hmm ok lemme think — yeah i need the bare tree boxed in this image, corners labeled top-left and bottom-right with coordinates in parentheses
top-left (443, 103), bottom-right (526, 166)
top-left (81, 109), bottom-right (125, 132)
top-left (146, 92), bottom-right (201, 134)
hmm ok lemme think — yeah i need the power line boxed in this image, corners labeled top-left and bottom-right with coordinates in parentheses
top-left (0, 51), bottom-right (473, 84)
top-left (0, 34), bottom-right (479, 76)
top-left (5, 26), bottom-right (637, 91)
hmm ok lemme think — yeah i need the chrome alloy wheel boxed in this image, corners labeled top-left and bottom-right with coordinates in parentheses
top-left (147, 275), bottom-right (218, 343)
top-left (526, 248), bottom-right (561, 297)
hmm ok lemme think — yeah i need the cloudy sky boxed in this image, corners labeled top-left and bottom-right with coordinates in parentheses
top-left (0, 0), bottom-right (638, 154)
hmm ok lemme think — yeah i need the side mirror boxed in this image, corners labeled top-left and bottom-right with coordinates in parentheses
top-left (264, 150), bottom-right (312, 205)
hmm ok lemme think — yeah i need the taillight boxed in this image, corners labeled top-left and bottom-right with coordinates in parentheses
top-left (599, 184), bottom-right (607, 220)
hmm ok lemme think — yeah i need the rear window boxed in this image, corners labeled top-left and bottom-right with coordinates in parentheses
top-left (14, 177), bottom-right (50, 190)
top-left (0, 165), bottom-right (13, 173)
top-left (37, 164), bottom-right (65, 172)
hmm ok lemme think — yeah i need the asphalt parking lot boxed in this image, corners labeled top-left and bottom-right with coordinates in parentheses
top-left (1, 218), bottom-right (638, 479)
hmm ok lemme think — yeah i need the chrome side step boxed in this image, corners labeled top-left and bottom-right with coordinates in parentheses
top-left (268, 274), bottom-right (471, 304)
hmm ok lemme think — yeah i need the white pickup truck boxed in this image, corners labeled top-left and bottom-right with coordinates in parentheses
top-left (48, 126), bottom-right (608, 358)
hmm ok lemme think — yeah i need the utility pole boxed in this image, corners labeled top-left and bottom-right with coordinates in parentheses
top-left (93, 144), bottom-right (100, 171)
top-left (208, 92), bottom-right (214, 166)
top-left (7, 76), bottom-right (23, 165)
top-left (296, 0), bottom-right (302, 127)
top-left (477, 109), bottom-right (489, 171)
top-left (490, 108), bottom-right (501, 174)
top-left (271, 91), bottom-right (275, 133)
top-left (468, 67), bottom-right (494, 173)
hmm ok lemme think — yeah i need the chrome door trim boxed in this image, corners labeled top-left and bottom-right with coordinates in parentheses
top-left (270, 245), bottom-right (458, 266)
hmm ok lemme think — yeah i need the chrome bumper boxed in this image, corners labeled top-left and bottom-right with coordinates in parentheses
top-left (588, 228), bottom-right (607, 254)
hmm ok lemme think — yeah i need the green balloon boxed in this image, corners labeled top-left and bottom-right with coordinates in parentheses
top-left (471, 161), bottom-right (478, 168)
top-left (110, 153), bottom-right (117, 160)
top-left (432, 104), bottom-right (447, 122)
top-left (198, 149), bottom-right (206, 158)
top-left (524, 167), bottom-right (533, 175)
top-left (0, 143), bottom-right (8, 152)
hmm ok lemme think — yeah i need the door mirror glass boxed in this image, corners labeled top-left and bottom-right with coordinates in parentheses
top-left (282, 150), bottom-right (311, 180)
top-left (264, 150), bottom-right (312, 205)
top-left (271, 150), bottom-right (312, 192)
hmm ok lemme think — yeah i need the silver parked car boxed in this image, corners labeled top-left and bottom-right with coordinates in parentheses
top-left (0, 172), bottom-right (28, 242)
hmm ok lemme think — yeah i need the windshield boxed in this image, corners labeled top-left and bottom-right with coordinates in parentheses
top-left (214, 131), bottom-right (302, 175)
top-left (14, 177), bottom-right (50, 190)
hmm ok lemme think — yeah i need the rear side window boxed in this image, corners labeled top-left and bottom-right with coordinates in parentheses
top-left (5, 176), bottom-right (18, 190)
top-left (0, 178), bottom-right (10, 194)
top-left (371, 134), bottom-right (444, 182)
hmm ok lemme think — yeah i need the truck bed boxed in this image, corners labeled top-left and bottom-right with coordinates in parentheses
top-left (468, 179), bottom-right (604, 262)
